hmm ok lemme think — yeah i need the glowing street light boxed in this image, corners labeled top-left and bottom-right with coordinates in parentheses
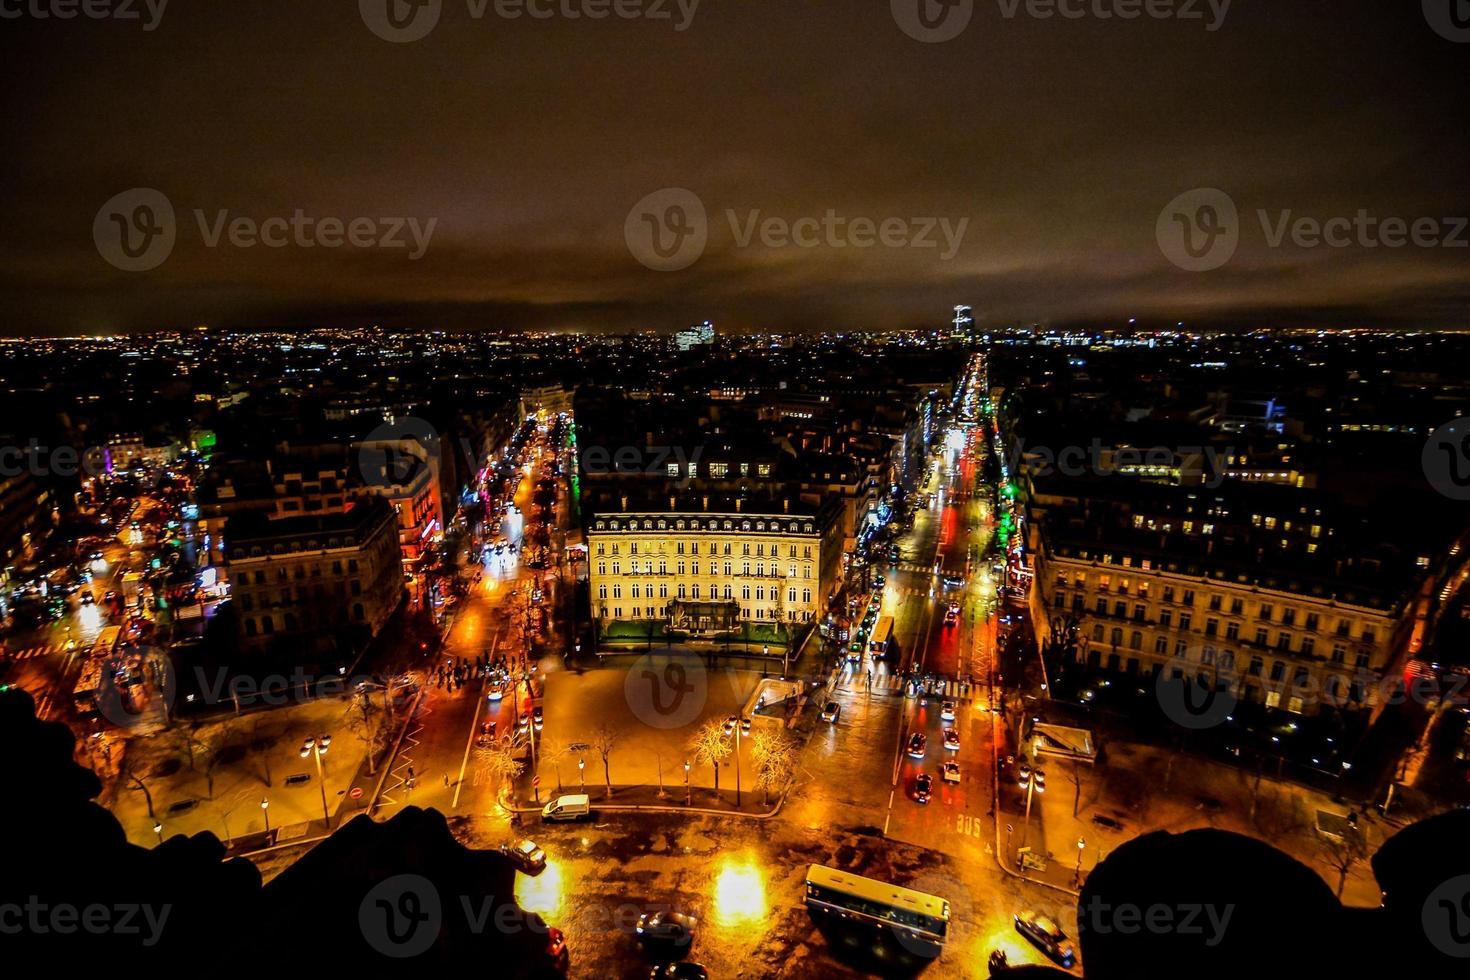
top-left (300, 735), bottom-right (333, 825)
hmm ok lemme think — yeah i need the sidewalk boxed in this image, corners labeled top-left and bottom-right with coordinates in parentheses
top-left (503, 781), bottom-right (785, 819)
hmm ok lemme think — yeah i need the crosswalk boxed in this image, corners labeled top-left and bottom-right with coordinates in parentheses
top-left (833, 672), bottom-right (977, 700)
top-left (1, 644), bottom-right (60, 661)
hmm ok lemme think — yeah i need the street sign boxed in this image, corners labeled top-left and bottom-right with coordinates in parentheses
top-left (532, 775), bottom-right (540, 787)
top-left (349, 786), bottom-right (363, 800)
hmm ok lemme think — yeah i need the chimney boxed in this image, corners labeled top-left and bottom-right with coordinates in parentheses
top-left (735, 498), bottom-right (742, 512)
top-left (620, 495), bottom-right (628, 511)
top-left (783, 498), bottom-right (790, 513)
top-left (669, 495), bottom-right (676, 510)
top-left (702, 495), bottom-right (709, 511)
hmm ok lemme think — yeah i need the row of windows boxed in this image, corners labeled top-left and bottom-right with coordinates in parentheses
top-left (243, 603), bottom-right (367, 636)
top-left (597, 540), bottom-right (813, 558)
top-left (238, 580), bottom-right (364, 611)
top-left (595, 516), bottom-right (814, 534)
top-left (1086, 655), bottom-right (1368, 710)
top-left (240, 559), bottom-right (361, 585)
top-left (598, 583), bottom-right (813, 603)
top-left (596, 560), bottom-right (813, 579)
top-left (1052, 579), bottom-right (1377, 642)
top-left (599, 605), bottom-right (814, 622)
top-left (1083, 622), bottom-right (1373, 668)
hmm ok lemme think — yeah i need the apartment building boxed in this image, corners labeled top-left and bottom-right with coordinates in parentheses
top-left (586, 492), bottom-right (844, 633)
top-left (1027, 479), bottom-right (1463, 718)
top-left (225, 498), bottom-right (404, 649)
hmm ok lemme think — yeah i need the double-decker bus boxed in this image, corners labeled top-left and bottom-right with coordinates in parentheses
top-left (803, 864), bottom-right (949, 958)
top-left (868, 616), bottom-right (894, 658)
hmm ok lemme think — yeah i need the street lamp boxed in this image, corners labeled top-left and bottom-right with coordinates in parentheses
top-left (300, 735), bottom-right (333, 826)
top-left (578, 757), bottom-right (585, 792)
top-left (1075, 837), bottom-right (1086, 888)
top-left (261, 798), bottom-right (271, 835)
top-left (153, 821), bottom-right (163, 845)
top-left (684, 760), bottom-right (691, 805)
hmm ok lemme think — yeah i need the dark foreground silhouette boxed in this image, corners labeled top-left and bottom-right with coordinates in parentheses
top-left (4, 688), bottom-right (1468, 977)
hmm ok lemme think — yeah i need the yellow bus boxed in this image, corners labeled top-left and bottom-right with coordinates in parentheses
top-left (868, 616), bottom-right (894, 656)
top-left (803, 864), bottom-right (949, 957)
top-left (91, 625), bottom-right (122, 661)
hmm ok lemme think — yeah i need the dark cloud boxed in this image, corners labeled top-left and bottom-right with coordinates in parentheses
top-left (0, 1), bottom-right (1465, 335)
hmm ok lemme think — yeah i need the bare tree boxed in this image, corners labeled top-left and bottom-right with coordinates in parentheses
top-left (1070, 759), bottom-right (1084, 818)
top-left (194, 723), bottom-right (229, 799)
top-left (1321, 828), bottom-right (1370, 899)
top-left (477, 741), bottom-right (523, 804)
top-left (244, 715), bottom-right (276, 788)
top-left (121, 759), bottom-right (156, 819)
top-left (688, 719), bottom-right (731, 797)
top-left (592, 723), bottom-right (619, 800)
top-left (344, 689), bottom-right (384, 775)
top-left (751, 729), bottom-right (797, 806)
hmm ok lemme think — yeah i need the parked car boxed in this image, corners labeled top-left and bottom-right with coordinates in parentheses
top-left (907, 732), bottom-right (927, 758)
top-left (532, 706), bottom-right (544, 730)
top-left (635, 910), bottom-right (698, 948)
top-left (541, 794), bottom-right (590, 822)
top-left (912, 772), bottom-right (933, 804)
top-left (499, 838), bottom-right (547, 875)
top-left (650, 963), bottom-right (708, 979)
top-left (1015, 911), bottom-right (1077, 968)
top-left (941, 761), bottom-right (961, 784)
top-left (820, 701), bottom-right (841, 723)
top-left (546, 926), bottom-right (570, 973)
top-left (740, 716), bottom-right (752, 735)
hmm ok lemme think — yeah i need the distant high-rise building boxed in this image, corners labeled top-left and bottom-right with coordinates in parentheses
top-left (675, 321), bottom-right (715, 351)
top-left (952, 305), bottom-right (974, 340)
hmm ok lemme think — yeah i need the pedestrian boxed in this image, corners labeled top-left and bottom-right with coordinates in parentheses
top-left (443, 773), bottom-right (450, 788)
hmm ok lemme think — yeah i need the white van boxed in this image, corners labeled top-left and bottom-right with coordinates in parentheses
top-left (541, 794), bottom-right (590, 822)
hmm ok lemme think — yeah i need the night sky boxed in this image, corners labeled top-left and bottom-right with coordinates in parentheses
top-left (0, 1), bottom-right (1466, 335)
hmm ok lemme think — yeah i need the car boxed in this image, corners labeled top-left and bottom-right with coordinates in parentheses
top-left (942, 729), bottom-right (960, 750)
top-left (546, 926), bottom-right (570, 973)
top-left (518, 712), bottom-right (531, 732)
top-left (943, 610), bottom-right (958, 626)
top-left (940, 700), bottom-right (957, 721)
top-left (723, 715), bottom-right (737, 736)
top-left (477, 720), bottom-right (498, 746)
top-left (79, 591), bottom-right (95, 605)
top-left (740, 716), bottom-right (752, 735)
top-left (1018, 763), bottom-right (1032, 786)
top-left (499, 837), bottom-right (547, 875)
top-left (912, 772), bottom-right (933, 803)
top-left (941, 761), bottom-right (961, 784)
top-left (487, 682), bottom-right (504, 701)
top-left (942, 575), bottom-right (964, 589)
top-left (650, 963), bottom-right (708, 979)
top-left (635, 910), bottom-right (698, 947)
top-left (1090, 813), bottom-right (1125, 832)
top-left (533, 706), bottom-right (544, 730)
top-left (1015, 910), bottom-right (1077, 968)
top-left (873, 576), bottom-right (885, 588)
top-left (820, 701), bottom-right (841, 723)
top-left (907, 732), bottom-right (927, 758)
